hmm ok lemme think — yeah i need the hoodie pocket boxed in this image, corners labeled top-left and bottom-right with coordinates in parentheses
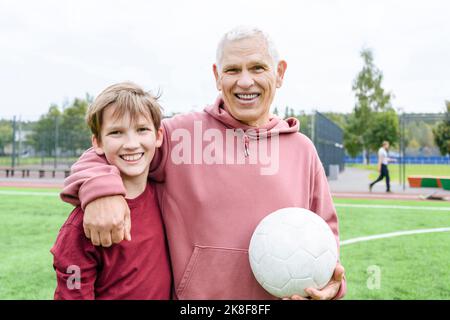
top-left (176, 245), bottom-right (273, 300)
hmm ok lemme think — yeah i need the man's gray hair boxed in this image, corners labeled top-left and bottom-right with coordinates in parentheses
top-left (215, 26), bottom-right (280, 70)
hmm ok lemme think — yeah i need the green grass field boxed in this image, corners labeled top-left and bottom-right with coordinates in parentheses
top-left (0, 187), bottom-right (449, 300)
top-left (334, 198), bottom-right (450, 299)
top-left (347, 164), bottom-right (450, 182)
top-left (0, 156), bottom-right (78, 167)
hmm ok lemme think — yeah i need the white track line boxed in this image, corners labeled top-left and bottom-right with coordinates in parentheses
top-left (335, 203), bottom-right (450, 211)
top-left (1, 191), bottom-right (449, 212)
top-left (0, 190), bottom-right (59, 196)
top-left (341, 227), bottom-right (450, 246)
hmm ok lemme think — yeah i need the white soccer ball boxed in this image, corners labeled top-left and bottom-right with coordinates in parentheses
top-left (249, 207), bottom-right (338, 298)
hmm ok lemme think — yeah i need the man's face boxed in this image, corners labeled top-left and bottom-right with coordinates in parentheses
top-left (213, 35), bottom-right (287, 127)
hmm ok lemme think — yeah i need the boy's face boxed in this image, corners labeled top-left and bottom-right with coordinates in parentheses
top-left (92, 105), bottom-right (163, 181)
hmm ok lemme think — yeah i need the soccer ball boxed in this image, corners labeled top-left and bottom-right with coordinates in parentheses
top-left (248, 207), bottom-right (338, 298)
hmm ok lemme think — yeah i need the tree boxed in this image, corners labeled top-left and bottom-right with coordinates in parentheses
top-left (0, 120), bottom-right (13, 155)
top-left (60, 95), bottom-right (92, 155)
top-left (284, 106), bottom-right (290, 119)
top-left (322, 112), bottom-right (349, 129)
top-left (27, 105), bottom-right (62, 156)
top-left (293, 111), bottom-right (312, 139)
top-left (344, 48), bottom-right (397, 162)
top-left (433, 101), bottom-right (450, 156)
top-left (366, 108), bottom-right (399, 152)
top-left (28, 94), bottom-right (93, 158)
top-left (404, 120), bottom-right (436, 152)
top-left (289, 108), bottom-right (295, 117)
top-left (407, 138), bottom-right (420, 149)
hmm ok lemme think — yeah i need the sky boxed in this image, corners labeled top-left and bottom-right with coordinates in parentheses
top-left (0, 0), bottom-right (449, 120)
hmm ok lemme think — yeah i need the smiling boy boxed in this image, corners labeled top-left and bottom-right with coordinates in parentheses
top-left (51, 82), bottom-right (171, 299)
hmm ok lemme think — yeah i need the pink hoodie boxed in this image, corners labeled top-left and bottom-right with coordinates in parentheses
top-left (62, 96), bottom-right (346, 300)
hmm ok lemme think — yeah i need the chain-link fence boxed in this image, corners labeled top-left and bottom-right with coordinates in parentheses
top-left (398, 113), bottom-right (448, 190)
top-left (2, 111), bottom-right (345, 179)
top-left (0, 115), bottom-right (90, 178)
top-left (312, 111), bottom-right (345, 177)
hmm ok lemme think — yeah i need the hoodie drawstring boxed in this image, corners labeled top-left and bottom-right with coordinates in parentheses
top-left (243, 135), bottom-right (250, 158)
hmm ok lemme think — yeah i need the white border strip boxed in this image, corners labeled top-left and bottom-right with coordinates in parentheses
top-left (336, 203), bottom-right (450, 211)
top-left (341, 227), bottom-right (450, 246)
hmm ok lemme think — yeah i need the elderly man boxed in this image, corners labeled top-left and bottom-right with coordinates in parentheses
top-left (62, 26), bottom-right (346, 300)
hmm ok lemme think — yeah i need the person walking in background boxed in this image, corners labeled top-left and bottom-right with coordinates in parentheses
top-left (60, 26), bottom-right (346, 300)
top-left (369, 140), bottom-right (394, 193)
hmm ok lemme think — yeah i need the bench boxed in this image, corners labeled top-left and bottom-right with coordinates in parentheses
top-left (4, 168), bottom-right (31, 178)
top-left (1, 168), bottom-right (71, 179)
top-left (408, 175), bottom-right (450, 191)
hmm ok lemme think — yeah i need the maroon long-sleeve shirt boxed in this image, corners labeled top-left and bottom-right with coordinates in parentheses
top-left (51, 182), bottom-right (172, 299)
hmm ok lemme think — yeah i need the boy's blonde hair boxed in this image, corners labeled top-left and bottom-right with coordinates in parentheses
top-left (86, 82), bottom-right (163, 142)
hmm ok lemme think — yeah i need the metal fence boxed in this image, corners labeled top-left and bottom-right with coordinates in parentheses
top-left (312, 111), bottom-right (345, 176)
top-left (3, 111), bottom-right (345, 179)
top-left (1, 116), bottom-right (89, 171)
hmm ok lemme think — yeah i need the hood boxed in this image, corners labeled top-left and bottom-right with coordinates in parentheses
top-left (204, 95), bottom-right (300, 139)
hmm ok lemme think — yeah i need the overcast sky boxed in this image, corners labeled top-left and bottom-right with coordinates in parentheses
top-left (0, 0), bottom-right (449, 120)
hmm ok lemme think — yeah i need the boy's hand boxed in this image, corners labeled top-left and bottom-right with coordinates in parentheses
top-left (83, 195), bottom-right (131, 247)
top-left (283, 263), bottom-right (345, 300)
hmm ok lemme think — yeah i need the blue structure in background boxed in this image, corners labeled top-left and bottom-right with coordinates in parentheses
top-left (345, 155), bottom-right (450, 164)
